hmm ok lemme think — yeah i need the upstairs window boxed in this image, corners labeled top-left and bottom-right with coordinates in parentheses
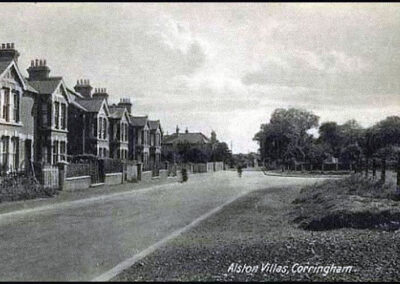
top-left (54, 102), bottom-right (60, 129)
top-left (60, 104), bottom-right (66, 130)
top-left (98, 117), bottom-right (102, 139)
top-left (3, 88), bottom-right (10, 122)
top-left (103, 118), bottom-right (107, 139)
top-left (12, 90), bottom-right (19, 123)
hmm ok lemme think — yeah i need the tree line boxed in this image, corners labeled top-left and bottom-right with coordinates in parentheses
top-left (254, 108), bottom-right (400, 181)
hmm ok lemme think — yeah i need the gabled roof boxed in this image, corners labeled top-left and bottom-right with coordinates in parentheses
top-left (130, 115), bottom-right (148, 127)
top-left (66, 87), bottom-right (84, 99)
top-left (76, 98), bottom-right (106, 113)
top-left (28, 77), bottom-right (63, 95)
top-left (148, 120), bottom-right (161, 131)
top-left (109, 106), bottom-right (130, 122)
top-left (163, 132), bottom-right (210, 145)
top-left (0, 60), bottom-right (12, 76)
top-left (0, 60), bottom-right (35, 93)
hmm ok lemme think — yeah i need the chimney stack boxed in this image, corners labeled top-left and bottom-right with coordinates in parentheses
top-left (0, 42), bottom-right (20, 63)
top-left (92, 87), bottom-right (109, 102)
top-left (74, 79), bottom-right (93, 98)
top-left (27, 58), bottom-right (51, 80)
top-left (117, 97), bottom-right (132, 114)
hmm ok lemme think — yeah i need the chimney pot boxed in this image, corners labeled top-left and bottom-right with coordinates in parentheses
top-left (11, 43), bottom-right (14, 49)
top-left (6, 43), bottom-right (10, 49)
top-left (31, 60), bottom-right (34, 67)
top-left (1, 43), bottom-right (5, 49)
top-left (35, 59), bottom-right (39, 67)
top-left (39, 60), bottom-right (43, 66)
top-left (44, 59), bottom-right (46, 66)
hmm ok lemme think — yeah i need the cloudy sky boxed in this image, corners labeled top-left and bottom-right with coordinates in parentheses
top-left (1, 3), bottom-right (400, 153)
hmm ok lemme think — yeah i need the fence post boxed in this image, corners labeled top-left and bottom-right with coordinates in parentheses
top-left (57, 161), bottom-right (68, 190)
top-left (381, 158), bottom-right (386, 183)
top-left (397, 153), bottom-right (400, 194)
top-left (372, 158), bottom-right (376, 179)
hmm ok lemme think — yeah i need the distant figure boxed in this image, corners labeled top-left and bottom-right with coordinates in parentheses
top-left (237, 165), bottom-right (243, 178)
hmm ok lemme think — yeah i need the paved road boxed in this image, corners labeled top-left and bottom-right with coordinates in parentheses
top-left (0, 171), bottom-right (325, 281)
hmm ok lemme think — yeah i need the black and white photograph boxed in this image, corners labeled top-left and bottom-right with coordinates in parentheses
top-left (1, 2), bottom-right (400, 282)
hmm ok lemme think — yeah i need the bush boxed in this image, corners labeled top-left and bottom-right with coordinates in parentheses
top-left (0, 175), bottom-right (58, 203)
top-left (291, 174), bottom-right (400, 231)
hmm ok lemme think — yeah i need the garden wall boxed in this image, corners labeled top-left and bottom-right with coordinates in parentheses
top-left (105, 173), bottom-right (123, 186)
top-left (65, 176), bottom-right (91, 191)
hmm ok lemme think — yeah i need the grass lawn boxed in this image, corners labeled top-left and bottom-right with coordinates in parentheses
top-left (114, 179), bottom-right (400, 282)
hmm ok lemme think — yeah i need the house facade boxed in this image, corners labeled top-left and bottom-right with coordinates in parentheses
top-left (27, 59), bottom-right (70, 165)
top-left (130, 116), bottom-right (150, 170)
top-left (1, 43), bottom-right (165, 179)
top-left (148, 120), bottom-right (162, 169)
top-left (0, 43), bottom-right (38, 173)
top-left (71, 83), bottom-right (110, 158)
top-left (109, 104), bottom-right (130, 160)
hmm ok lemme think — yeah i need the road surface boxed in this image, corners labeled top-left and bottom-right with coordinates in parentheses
top-left (0, 171), bottom-right (325, 281)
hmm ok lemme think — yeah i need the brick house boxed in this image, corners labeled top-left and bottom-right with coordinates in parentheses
top-left (148, 120), bottom-right (162, 169)
top-left (129, 115), bottom-right (150, 170)
top-left (109, 103), bottom-right (130, 160)
top-left (69, 82), bottom-right (110, 158)
top-left (26, 59), bottom-right (70, 165)
top-left (0, 43), bottom-right (38, 173)
top-left (162, 126), bottom-right (211, 162)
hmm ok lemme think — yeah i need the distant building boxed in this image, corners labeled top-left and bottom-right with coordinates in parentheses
top-left (162, 126), bottom-right (211, 163)
top-left (163, 126), bottom-right (210, 150)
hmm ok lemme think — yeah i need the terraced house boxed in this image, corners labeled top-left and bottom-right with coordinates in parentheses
top-left (27, 59), bottom-right (70, 165)
top-left (1, 43), bottom-right (165, 180)
top-left (109, 100), bottom-right (130, 160)
top-left (68, 82), bottom-right (110, 158)
top-left (0, 43), bottom-right (37, 173)
top-left (148, 120), bottom-right (162, 169)
top-left (129, 115), bottom-right (150, 170)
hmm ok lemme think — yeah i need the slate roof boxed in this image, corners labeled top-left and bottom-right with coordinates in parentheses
top-left (130, 116), bottom-right (148, 127)
top-left (76, 98), bottom-right (105, 113)
top-left (28, 77), bottom-right (62, 94)
top-left (163, 132), bottom-right (210, 145)
top-left (0, 60), bottom-right (11, 76)
top-left (148, 120), bottom-right (160, 131)
top-left (109, 106), bottom-right (128, 120)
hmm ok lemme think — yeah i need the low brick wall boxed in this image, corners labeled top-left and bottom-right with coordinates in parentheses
top-left (126, 164), bottom-right (138, 182)
top-left (105, 172), bottom-right (123, 186)
top-left (159, 169), bottom-right (168, 179)
top-left (141, 171), bottom-right (153, 182)
top-left (65, 176), bottom-right (91, 191)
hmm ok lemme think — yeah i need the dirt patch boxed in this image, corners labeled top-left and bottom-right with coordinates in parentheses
top-left (291, 174), bottom-right (400, 231)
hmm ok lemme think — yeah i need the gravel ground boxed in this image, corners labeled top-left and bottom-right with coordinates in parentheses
top-left (114, 185), bottom-right (400, 282)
